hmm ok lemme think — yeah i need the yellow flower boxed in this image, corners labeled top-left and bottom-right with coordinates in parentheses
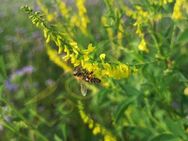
top-left (56, 0), bottom-right (69, 18)
top-left (86, 43), bottom-right (95, 54)
top-left (138, 38), bottom-right (149, 53)
top-left (92, 124), bottom-right (101, 135)
top-left (172, 0), bottom-right (185, 20)
top-left (63, 46), bottom-right (70, 61)
top-left (100, 54), bottom-right (106, 61)
top-left (184, 87), bottom-right (188, 96)
top-left (104, 134), bottom-right (117, 141)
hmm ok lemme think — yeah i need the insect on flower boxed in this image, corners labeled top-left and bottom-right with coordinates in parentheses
top-left (73, 66), bottom-right (101, 96)
top-left (73, 66), bottom-right (101, 84)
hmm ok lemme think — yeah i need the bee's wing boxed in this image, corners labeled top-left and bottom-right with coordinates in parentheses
top-left (80, 82), bottom-right (87, 96)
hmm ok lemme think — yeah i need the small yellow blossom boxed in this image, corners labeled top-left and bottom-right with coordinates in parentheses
top-left (86, 44), bottom-right (95, 53)
top-left (92, 124), bottom-right (101, 135)
top-left (100, 54), bottom-right (106, 61)
top-left (138, 38), bottom-right (149, 53)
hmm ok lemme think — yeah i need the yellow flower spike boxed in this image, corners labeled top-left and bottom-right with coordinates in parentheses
top-left (56, 0), bottom-right (69, 18)
top-left (78, 101), bottom-right (117, 141)
top-left (74, 0), bottom-right (89, 34)
top-left (138, 38), bottom-right (149, 53)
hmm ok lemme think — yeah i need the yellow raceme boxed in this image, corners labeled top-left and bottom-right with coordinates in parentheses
top-left (78, 101), bottom-right (117, 141)
top-left (22, 2), bottom-right (131, 80)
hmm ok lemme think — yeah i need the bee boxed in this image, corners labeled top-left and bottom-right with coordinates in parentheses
top-left (73, 66), bottom-right (101, 84)
top-left (83, 71), bottom-right (101, 83)
top-left (73, 66), bottom-right (101, 96)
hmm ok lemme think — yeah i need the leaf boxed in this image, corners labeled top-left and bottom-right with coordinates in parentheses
top-left (149, 133), bottom-right (179, 141)
top-left (178, 28), bottom-right (188, 44)
top-left (165, 119), bottom-right (187, 139)
top-left (113, 85), bottom-right (141, 123)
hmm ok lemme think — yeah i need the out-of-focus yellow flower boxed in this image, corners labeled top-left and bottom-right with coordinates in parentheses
top-left (100, 54), bottom-right (106, 61)
top-left (184, 87), bottom-right (188, 96)
top-left (46, 46), bottom-right (71, 72)
top-left (86, 44), bottom-right (95, 53)
top-left (92, 124), bottom-right (101, 135)
top-left (104, 134), bottom-right (117, 141)
top-left (78, 101), bottom-right (117, 141)
top-left (138, 38), bottom-right (149, 53)
top-left (172, 0), bottom-right (185, 20)
top-left (56, 0), bottom-right (69, 18)
top-left (70, 0), bottom-right (89, 34)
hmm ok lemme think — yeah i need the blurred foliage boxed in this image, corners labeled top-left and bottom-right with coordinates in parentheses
top-left (0, 0), bottom-right (188, 141)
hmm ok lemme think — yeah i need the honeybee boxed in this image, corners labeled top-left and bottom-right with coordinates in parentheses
top-left (73, 66), bottom-right (101, 96)
top-left (73, 66), bottom-right (101, 83)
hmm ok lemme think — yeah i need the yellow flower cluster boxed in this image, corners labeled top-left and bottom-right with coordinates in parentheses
top-left (61, 41), bottom-right (130, 79)
top-left (138, 37), bottom-right (149, 53)
top-left (70, 0), bottom-right (89, 34)
top-left (78, 101), bottom-right (117, 141)
top-left (22, 5), bottom-right (130, 80)
top-left (124, 6), bottom-right (151, 53)
top-left (172, 0), bottom-right (186, 20)
top-left (56, 0), bottom-right (69, 19)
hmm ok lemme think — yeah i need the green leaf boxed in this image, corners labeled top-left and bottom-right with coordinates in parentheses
top-left (113, 85), bottom-right (141, 123)
top-left (178, 28), bottom-right (188, 44)
top-left (165, 119), bottom-right (187, 139)
top-left (149, 133), bottom-right (180, 141)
